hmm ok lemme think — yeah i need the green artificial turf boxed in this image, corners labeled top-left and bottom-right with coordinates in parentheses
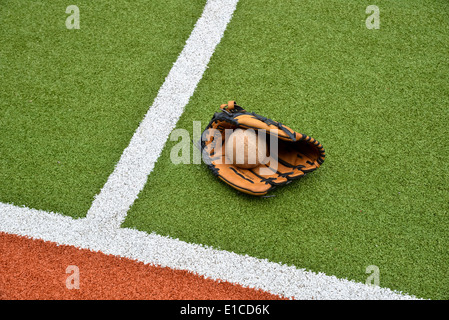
top-left (0, 0), bottom-right (207, 217)
top-left (123, 0), bottom-right (449, 299)
top-left (1, 0), bottom-right (448, 300)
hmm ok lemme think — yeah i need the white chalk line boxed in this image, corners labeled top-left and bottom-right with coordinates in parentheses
top-left (0, 0), bottom-right (419, 299)
top-left (85, 0), bottom-right (240, 229)
top-left (0, 203), bottom-right (417, 299)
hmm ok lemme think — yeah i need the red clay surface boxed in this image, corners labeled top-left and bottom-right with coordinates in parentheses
top-left (0, 232), bottom-right (285, 300)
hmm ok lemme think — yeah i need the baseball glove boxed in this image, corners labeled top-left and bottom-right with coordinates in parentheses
top-left (200, 101), bottom-right (326, 196)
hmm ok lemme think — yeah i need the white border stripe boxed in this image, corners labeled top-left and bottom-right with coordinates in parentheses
top-left (0, 203), bottom-right (417, 300)
top-left (85, 0), bottom-right (240, 228)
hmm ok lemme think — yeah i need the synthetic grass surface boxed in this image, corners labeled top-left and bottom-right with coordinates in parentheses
top-left (0, 0), bottom-right (206, 218)
top-left (123, 0), bottom-right (449, 299)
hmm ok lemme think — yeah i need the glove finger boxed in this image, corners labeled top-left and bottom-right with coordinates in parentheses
top-left (250, 163), bottom-right (289, 185)
top-left (212, 163), bottom-right (273, 196)
top-left (272, 139), bottom-right (323, 173)
top-left (257, 155), bottom-right (305, 180)
top-left (235, 114), bottom-right (301, 141)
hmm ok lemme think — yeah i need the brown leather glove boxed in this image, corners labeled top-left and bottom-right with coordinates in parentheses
top-left (200, 101), bottom-right (325, 196)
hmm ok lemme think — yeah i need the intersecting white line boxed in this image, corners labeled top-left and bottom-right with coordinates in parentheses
top-left (0, 0), bottom-right (419, 300)
top-left (0, 203), bottom-right (418, 300)
top-left (85, 0), bottom-right (240, 228)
